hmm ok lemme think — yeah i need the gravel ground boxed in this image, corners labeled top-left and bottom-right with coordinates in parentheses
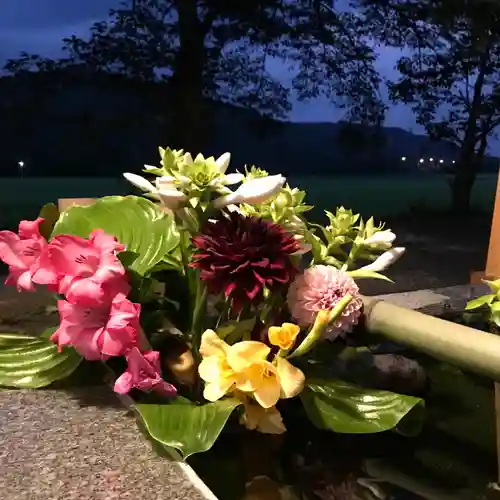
top-left (0, 388), bottom-right (207, 500)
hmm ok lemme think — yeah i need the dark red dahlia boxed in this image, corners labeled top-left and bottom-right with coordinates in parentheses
top-left (191, 213), bottom-right (300, 310)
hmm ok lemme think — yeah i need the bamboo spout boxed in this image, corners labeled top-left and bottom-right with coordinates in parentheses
top-left (363, 297), bottom-right (500, 381)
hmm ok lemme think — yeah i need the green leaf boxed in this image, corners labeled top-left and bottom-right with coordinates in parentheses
top-left (484, 279), bottom-right (500, 294)
top-left (464, 294), bottom-right (496, 310)
top-left (348, 269), bottom-right (393, 282)
top-left (217, 318), bottom-right (257, 343)
top-left (38, 202), bottom-right (60, 239)
top-left (136, 397), bottom-right (242, 458)
top-left (0, 332), bottom-right (82, 388)
top-left (300, 378), bottom-right (424, 435)
top-left (52, 196), bottom-right (180, 275)
top-left (490, 301), bottom-right (500, 327)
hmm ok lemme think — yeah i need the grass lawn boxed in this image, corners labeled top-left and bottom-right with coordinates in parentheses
top-left (0, 173), bottom-right (497, 230)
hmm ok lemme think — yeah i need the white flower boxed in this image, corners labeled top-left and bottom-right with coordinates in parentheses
top-left (214, 174), bottom-right (285, 209)
top-left (358, 247), bottom-right (405, 272)
top-left (123, 172), bottom-right (156, 192)
top-left (123, 172), bottom-right (187, 209)
top-left (364, 230), bottom-right (396, 247)
top-left (157, 189), bottom-right (188, 209)
top-left (215, 152), bottom-right (231, 173)
top-left (156, 175), bottom-right (190, 190)
top-left (223, 172), bottom-right (244, 185)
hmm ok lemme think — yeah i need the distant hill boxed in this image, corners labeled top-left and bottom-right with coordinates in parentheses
top-left (0, 70), bottom-right (497, 176)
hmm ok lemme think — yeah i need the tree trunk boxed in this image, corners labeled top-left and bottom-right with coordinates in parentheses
top-left (169, 0), bottom-right (207, 154)
top-left (451, 124), bottom-right (489, 213)
top-left (451, 39), bottom-right (490, 213)
top-left (451, 155), bottom-right (477, 213)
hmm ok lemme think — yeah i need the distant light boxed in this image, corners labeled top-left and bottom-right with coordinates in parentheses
top-left (18, 161), bottom-right (24, 168)
top-left (452, 160), bottom-right (456, 164)
top-left (401, 156), bottom-right (406, 161)
top-left (439, 159), bottom-right (444, 163)
top-left (419, 158), bottom-right (424, 163)
top-left (429, 157), bottom-right (434, 162)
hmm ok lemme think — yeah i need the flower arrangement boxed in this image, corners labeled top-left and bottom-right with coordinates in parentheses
top-left (0, 148), bottom-right (424, 489)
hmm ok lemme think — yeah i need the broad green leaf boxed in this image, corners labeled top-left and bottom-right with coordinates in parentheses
top-left (490, 301), bottom-right (500, 327)
top-left (217, 318), bottom-right (257, 343)
top-left (464, 294), bottom-right (495, 310)
top-left (38, 202), bottom-right (60, 239)
top-left (348, 269), bottom-right (393, 282)
top-left (136, 397), bottom-right (241, 458)
top-left (52, 196), bottom-right (180, 275)
top-left (301, 378), bottom-right (424, 435)
top-left (0, 332), bottom-right (82, 388)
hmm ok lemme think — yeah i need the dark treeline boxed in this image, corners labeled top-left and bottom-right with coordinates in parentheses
top-left (1, 0), bottom-right (500, 211)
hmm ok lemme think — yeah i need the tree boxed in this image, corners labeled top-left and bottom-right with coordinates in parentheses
top-left (357, 0), bottom-right (500, 212)
top-left (4, 0), bottom-right (385, 155)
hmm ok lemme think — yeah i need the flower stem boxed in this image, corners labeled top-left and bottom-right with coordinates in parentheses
top-left (190, 278), bottom-right (207, 361)
top-left (288, 293), bottom-right (353, 359)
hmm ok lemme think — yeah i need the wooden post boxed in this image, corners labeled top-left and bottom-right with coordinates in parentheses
top-left (489, 176), bottom-right (500, 484)
top-left (470, 169), bottom-right (500, 283)
top-left (486, 171), bottom-right (500, 279)
top-left (469, 169), bottom-right (500, 483)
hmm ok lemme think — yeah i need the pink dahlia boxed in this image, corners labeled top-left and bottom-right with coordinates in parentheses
top-left (287, 265), bottom-right (363, 338)
top-left (191, 213), bottom-right (300, 311)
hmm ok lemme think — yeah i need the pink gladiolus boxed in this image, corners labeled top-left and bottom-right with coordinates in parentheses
top-left (51, 293), bottom-right (141, 360)
top-left (0, 218), bottom-right (48, 291)
top-left (33, 229), bottom-right (130, 306)
top-left (114, 347), bottom-right (177, 396)
top-left (287, 265), bottom-right (363, 338)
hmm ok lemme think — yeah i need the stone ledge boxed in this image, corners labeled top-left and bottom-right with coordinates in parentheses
top-left (374, 283), bottom-right (491, 315)
top-left (0, 387), bottom-right (210, 500)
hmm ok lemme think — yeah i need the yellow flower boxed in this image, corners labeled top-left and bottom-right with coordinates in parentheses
top-left (235, 356), bottom-right (305, 408)
top-left (198, 330), bottom-right (305, 407)
top-left (198, 330), bottom-right (238, 401)
top-left (235, 392), bottom-right (286, 434)
top-left (198, 330), bottom-right (271, 402)
top-left (268, 323), bottom-right (300, 350)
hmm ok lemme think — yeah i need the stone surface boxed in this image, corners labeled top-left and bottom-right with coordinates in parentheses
top-left (374, 283), bottom-right (491, 315)
top-left (0, 387), bottom-right (208, 500)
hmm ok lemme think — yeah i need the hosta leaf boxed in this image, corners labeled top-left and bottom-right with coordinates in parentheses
top-left (52, 196), bottom-right (179, 275)
top-left (464, 294), bottom-right (496, 310)
top-left (0, 332), bottom-right (82, 388)
top-left (38, 203), bottom-right (60, 239)
top-left (136, 397), bottom-right (241, 458)
top-left (301, 378), bottom-right (424, 436)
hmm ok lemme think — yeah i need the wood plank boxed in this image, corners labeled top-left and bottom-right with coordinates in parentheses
top-left (486, 171), bottom-right (500, 278)
top-left (57, 198), bottom-right (97, 212)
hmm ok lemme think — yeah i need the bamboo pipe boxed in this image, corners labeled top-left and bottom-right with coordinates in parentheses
top-left (363, 296), bottom-right (500, 381)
